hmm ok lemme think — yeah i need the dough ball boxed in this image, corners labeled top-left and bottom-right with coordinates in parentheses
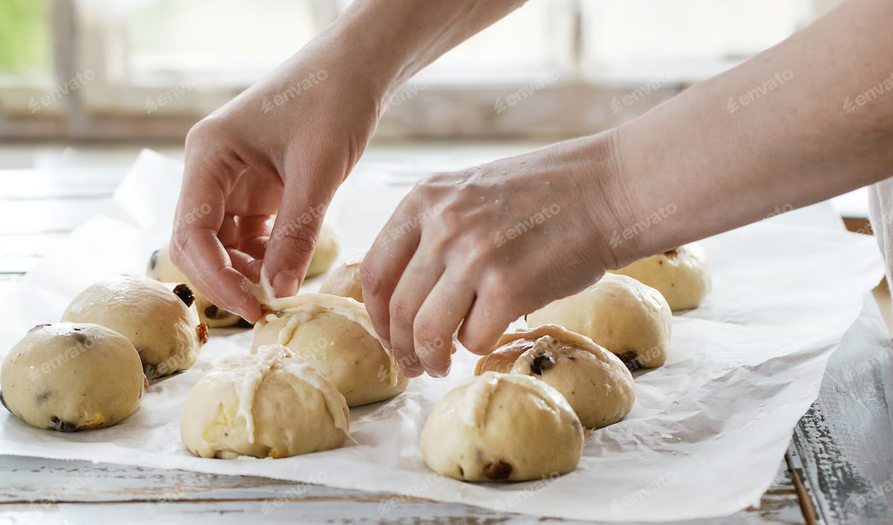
top-left (252, 293), bottom-right (409, 407)
top-left (526, 274), bottom-right (671, 370)
top-left (1, 323), bottom-right (147, 432)
top-left (421, 372), bottom-right (583, 482)
top-left (476, 325), bottom-right (635, 428)
top-left (306, 222), bottom-right (339, 278)
top-left (147, 245), bottom-right (244, 328)
top-left (181, 344), bottom-right (349, 459)
top-left (610, 243), bottom-right (711, 311)
top-left (319, 255), bottom-right (364, 303)
top-left (61, 275), bottom-right (209, 379)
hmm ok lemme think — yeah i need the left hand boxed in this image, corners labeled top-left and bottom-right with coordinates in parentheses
top-left (361, 132), bottom-right (637, 378)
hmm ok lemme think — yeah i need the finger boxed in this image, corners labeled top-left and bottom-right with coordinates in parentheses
top-left (227, 247), bottom-right (260, 283)
top-left (361, 202), bottom-right (423, 349)
top-left (388, 253), bottom-right (444, 377)
top-left (264, 177), bottom-right (334, 298)
top-left (218, 213), bottom-right (239, 248)
top-left (457, 276), bottom-right (519, 356)
top-left (412, 274), bottom-right (475, 377)
top-left (237, 215), bottom-right (271, 259)
top-left (171, 142), bottom-right (261, 321)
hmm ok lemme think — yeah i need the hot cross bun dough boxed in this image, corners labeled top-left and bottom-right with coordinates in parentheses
top-left (526, 274), bottom-right (671, 370)
top-left (0, 323), bottom-right (147, 432)
top-left (251, 293), bottom-right (409, 407)
top-left (475, 325), bottom-right (635, 429)
top-left (319, 255), bottom-right (364, 303)
top-left (147, 245), bottom-right (244, 328)
top-left (61, 275), bottom-right (209, 379)
top-left (609, 243), bottom-right (711, 311)
top-left (306, 222), bottom-right (340, 278)
top-left (420, 372), bottom-right (583, 482)
top-left (180, 344), bottom-right (349, 459)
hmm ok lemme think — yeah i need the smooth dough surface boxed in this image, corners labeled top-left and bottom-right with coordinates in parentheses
top-left (610, 243), bottom-right (711, 311)
top-left (476, 324), bottom-right (635, 428)
top-left (421, 372), bottom-right (583, 482)
top-left (147, 245), bottom-right (244, 328)
top-left (61, 275), bottom-right (208, 379)
top-left (319, 255), bottom-right (364, 303)
top-left (527, 274), bottom-right (671, 370)
top-left (1, 323), bottom-right (147, 431)
top-left (181, 344), bottom-right (349, 459)
top-left (252, 293), bottom-right (408, 407)
top-left (306, 222), bottom-right (340, 278)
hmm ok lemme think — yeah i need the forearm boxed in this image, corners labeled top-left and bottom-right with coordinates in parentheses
top-left (613, 0), bottom-right (893, 263)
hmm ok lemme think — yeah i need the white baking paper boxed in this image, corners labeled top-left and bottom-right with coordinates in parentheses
top-left (0, 150), bottom-right (885, 522)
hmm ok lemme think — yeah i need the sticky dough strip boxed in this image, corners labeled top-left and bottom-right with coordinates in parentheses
top-left (255, 268), bottom-right (399, 386)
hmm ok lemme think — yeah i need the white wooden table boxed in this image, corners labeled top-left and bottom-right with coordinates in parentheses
top-left (2, 143), bottom-right (883, 524)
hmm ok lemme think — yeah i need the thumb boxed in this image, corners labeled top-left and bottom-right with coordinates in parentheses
top-left (264, 179), bottom-right (334, 297)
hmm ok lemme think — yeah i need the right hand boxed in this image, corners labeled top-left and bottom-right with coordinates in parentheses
top-left (170, 36), bottom-right (386, 322)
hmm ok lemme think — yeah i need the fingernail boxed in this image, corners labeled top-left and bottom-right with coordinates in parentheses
top-left (272, 270), bottom-right (298, 298)
top-left (428, 366), bottom-right (450, 379)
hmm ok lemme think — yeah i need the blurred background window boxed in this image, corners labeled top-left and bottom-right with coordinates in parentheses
top-left (0, 0), bottom-right (842, 140)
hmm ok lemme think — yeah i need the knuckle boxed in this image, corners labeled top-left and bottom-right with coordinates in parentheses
top-left (389, 299), bottom-right (415, 329)
top-left (272, 225), bottom-right (317, 257)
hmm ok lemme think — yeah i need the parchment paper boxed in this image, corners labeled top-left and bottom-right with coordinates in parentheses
top-left (0, 150), bottom-right (885, 522)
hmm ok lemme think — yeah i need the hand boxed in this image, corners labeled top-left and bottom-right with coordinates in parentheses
top-left (170, 36), bottom-right (385, 322)
top-left (361, 133), bottom-right (636, 378)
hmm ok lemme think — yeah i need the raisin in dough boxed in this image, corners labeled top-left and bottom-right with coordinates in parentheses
top-left (306, 222), bottom-right (340, 278)
top-left (421, 372), bottom-right (583, 482)
top-left (147, 245), bottom-right (244, 328)
top-left (610, 243), bottom-right (711, 311)
top-left (252, 292), bottom-right (409, 407)
top-left (526, 274), bottom-right (671, 370)
top-left (1, 323), bottom-right (147, 432)
top-left (476, 325), bottom-right (635, 428)
top-left (319, 254), bottom-right (364, 303)
top-left (181, 344), bottom-right (349, 459)
top-left (62, 275), bottom-right (208, 379)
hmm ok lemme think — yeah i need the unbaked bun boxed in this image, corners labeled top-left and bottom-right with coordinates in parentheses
top-left (319, 254), bottom-right (364, 303)
top-left (61, 275), bottom-right (209, 379)
top-left (181, 344), bottom-right (349, 459)
top-left (147, 245), bottom-right (244, 328)
top-left (610, 243), bottom-right (711, 311)
top-left (1, 323), bottom-right (147, 432)
top-left (526, 274), bottom-right (671, 370)
top-left (306, 222), bottom-right (339, 278)
top-left (252, 293), bottom-right (408, 407)
top-left (476, 325), bottom-right (635, 428)
top-left (421, 372), bottom-right (583, 481)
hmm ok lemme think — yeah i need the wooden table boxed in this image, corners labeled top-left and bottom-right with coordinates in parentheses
top-left (0, 145), bottom-right (887, 524)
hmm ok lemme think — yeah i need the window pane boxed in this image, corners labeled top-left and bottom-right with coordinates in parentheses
top-left (0, 0), bottom-right (52, 80)
top-left (123, 0), bottom-right (325, 83)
